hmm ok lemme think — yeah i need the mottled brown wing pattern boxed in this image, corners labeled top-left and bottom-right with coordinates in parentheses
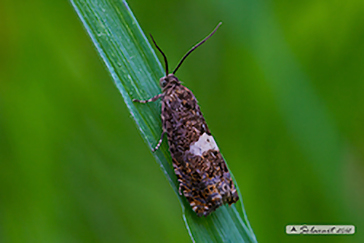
top-left (161, 85), bottom-right (239, 216)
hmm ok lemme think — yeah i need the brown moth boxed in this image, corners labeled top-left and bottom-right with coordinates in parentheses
top-left (133, 22), bottom-right (239, 216)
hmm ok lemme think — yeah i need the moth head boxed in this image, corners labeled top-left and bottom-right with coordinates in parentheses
top-left (160, 73), bottom-right (180, 89)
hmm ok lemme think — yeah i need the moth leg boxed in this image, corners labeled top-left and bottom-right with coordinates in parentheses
top-left (133, 93), bottom-right (163, 103)
top-left (152, 131), bottom-right (165, 152)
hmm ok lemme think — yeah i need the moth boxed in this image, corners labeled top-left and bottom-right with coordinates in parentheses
top-left (133, 22), bottom-right (239, 216)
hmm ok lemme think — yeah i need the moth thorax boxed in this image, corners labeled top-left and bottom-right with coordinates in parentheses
top-left (160, 73), bottom-right (180, 89)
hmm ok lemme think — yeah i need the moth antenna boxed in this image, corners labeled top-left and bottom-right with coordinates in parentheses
top-left (150, 34), bottom-right (169, 77)
top-left (172, 22), bottom-right (222, 74)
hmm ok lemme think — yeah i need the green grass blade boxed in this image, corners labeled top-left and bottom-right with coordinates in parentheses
top-left (70, 0), bottom-right (257, 242)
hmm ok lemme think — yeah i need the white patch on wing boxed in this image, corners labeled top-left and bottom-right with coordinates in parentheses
top-left (189, 133), bottom-right (219, 156)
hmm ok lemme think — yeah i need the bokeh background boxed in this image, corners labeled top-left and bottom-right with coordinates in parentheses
top-left (1, 0), bottom-right (363, 242)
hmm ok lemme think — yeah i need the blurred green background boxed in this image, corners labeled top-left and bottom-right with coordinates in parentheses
top-left (1, 0), bottom-right (363, 242)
